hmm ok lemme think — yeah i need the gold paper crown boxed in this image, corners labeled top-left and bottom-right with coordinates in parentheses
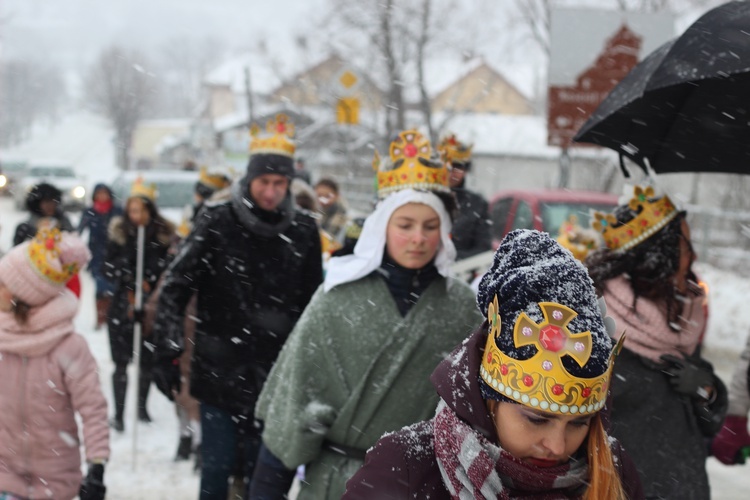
top-left (198, 166), bottom-right (232, 191)
top-left (26, 228), bottom-right (80, 285)
top-left (592, 186), bottom-right (678, 252)
top-left (437, 134), bottom-right (473, 165)
top-left (129, 177), bottom-right (157, 201)
top-left (556, 215), bottom-right (601, 262)
top-left (249, 113), bottom-right (296, 158)
top-left (479, 296), bottom-right (622, 415)
top-left (373, 129), bottom-right (450, 199)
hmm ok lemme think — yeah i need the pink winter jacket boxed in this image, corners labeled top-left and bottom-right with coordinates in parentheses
top-left (0, 290), bottom-right (109, 500)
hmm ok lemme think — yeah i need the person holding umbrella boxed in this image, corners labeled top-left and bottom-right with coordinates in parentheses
top-left (105, 178), bottom-right (176, 432)
top-left (585, 185), bottom-right (727, 499)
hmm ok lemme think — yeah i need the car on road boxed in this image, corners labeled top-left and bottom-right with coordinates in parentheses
top-left (489, 189), bottom-right (619, 248)
top-left (110, 169), bottom-right (200, 225)
top-left (14, 161), bottom-right (87, 211)
top-left (0, 158), bottom-right (29, 197)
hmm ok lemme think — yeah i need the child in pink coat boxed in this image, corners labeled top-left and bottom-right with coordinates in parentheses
top-left (0, 229), bottom-right (109, 500)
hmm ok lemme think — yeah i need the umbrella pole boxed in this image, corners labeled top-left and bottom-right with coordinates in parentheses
top-left (131, 224), bottom-right (145, 471)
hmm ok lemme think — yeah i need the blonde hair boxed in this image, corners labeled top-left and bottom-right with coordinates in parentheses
top-left (582, 413), bottom-right (628, 500)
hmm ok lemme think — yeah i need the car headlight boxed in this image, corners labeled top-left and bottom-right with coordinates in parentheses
top-left (0, 175), bottom-right (6, 188)
top-left (72, 185), bottom-right (86, 199)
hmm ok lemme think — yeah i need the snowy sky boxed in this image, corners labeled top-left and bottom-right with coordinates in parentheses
top-left (0, 0), bottom-right (328, 70)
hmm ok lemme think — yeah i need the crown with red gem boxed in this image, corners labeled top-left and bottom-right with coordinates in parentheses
top-left (373, 129), bottom-right (450, 199)
top-left (249, 113), bottom-right (296, 158)
top-left (26, 228), bottom-right (81, 285)
top-left (437, 134), bottom-right (473, 165)
top-left (480, 295), bottom-right (623, 415)
top-left (592, 185), bottom-right (678, 252)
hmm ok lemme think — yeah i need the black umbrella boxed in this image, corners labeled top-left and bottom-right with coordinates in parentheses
top-left (573, 1), bottom-right (750, 176)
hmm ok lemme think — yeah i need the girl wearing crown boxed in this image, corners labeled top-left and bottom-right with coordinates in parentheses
top-left (585, 186), bottom-right (726, 499)
top-left (105, 179), bottom-right (176, 432)
top-left (0, 230), bottom-right (109, 500)
top-left (250, 130), bottom-right (482, 499)
top-left (344, 230), bottom-right (643, 499)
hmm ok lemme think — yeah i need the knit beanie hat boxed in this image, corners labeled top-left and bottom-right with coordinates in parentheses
top-left (0, 228), bottom-right (91, 306)
top-left (477, 229), bottom-right (618, 415)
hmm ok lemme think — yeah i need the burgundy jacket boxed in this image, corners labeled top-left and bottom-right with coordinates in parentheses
top-left (344, 325), bottom-right (645, 499)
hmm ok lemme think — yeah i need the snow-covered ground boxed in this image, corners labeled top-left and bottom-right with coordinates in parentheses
top-left (0, 195), bottom-right (748, 499)
top-left (1, 109), bottom-right (749, 496)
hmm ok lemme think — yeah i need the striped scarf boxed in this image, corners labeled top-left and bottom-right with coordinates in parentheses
top-left (433, 399), bottom-right (589, 499)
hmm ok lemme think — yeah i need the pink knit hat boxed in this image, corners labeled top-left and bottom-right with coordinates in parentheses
top-left (0, 228), bottom-right (91, 306)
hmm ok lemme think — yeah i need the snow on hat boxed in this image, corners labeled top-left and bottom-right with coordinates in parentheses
top-left (477, 229), bottom-right (619, 415)
top-left (0, 228), bottom-right (91, 306)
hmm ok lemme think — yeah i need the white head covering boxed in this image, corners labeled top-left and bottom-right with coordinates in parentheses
top-left (324, 189), bottom-right (455, 292)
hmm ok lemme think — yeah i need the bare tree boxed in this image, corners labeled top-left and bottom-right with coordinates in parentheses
top-left (156, 36), bottom-right (225, 117)
top-left (85, 45), bottom-right (155, 169)
top-left (0, 59), bottom-right (65, 147)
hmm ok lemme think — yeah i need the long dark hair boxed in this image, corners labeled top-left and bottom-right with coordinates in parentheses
top-left (123, 196), bottom-right (173, 242)
top-left (586, 209), bottom-right (691, 329)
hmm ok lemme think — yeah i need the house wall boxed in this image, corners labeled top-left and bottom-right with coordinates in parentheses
top-left (269, 57), bottom-right (383, 111)
top-left (432, 64), bottom-right (533, 115)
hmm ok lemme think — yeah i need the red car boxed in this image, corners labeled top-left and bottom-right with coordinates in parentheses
top-left (489, 189), bottom-right (619, 248)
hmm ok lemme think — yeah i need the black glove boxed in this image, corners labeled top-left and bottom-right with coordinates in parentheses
top-left (79, 463), bottom-right (106, 500)
top-left (152, 357), bottom-right (181, 401)
top-left (660, 353), bottom-right (715, 401)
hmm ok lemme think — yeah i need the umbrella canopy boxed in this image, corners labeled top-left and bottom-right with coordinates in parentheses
top-left (573, 1), bottom-right (750, 176)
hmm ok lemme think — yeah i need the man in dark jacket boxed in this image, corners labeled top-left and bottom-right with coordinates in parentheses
top-left (151, 116), bottom-right (323, 500)
top-left (438, 135), bottom-right (492, 260)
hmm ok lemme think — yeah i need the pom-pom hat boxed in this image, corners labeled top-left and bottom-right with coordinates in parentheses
top-left (477, 230), bottom-right (622, 415)
top-left (0, 228), bottom-right (91, 306)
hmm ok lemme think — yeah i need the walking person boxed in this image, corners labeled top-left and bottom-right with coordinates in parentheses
top-left (437, 134), bottom-right (491, 260)
top-left (146, 165), bottom-right (233, 464)
top-left (0, 229), bottom-right (109, 500)
top-left (105, 178), bottom-right (176, 432)
top-left (314, 177), bottom-right (349, 240)
top-left (78, 183), bottom-right (122, 330)
top-left (585, 185), bottom-right (727, 499)
top-left (249, 129), bottom-right (482, 499)
top-left (13, 182), bottom-right (74, 246)
top-left (150, 114), bottom-right (323, 500)
top-left (344, 229), bottom-right (643, 499)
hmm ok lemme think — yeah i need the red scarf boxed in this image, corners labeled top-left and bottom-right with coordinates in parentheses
top-left (433, 400), bottom-right (588, 499)
top-left (93, 199), bottom-right (113, 214)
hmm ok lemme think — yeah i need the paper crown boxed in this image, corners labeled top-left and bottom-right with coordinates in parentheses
top-left (437, 134), bottom-right (473, 165)
top-left (26, 228), bottom-right (81, 285)
top-left (129, 177), bottom-right (157, 201)
top-left (249, 113), bottom-right (296, 158)
top-left (480, 295), bottom-right (623, 415)
top-left (556, 215), bottom-right (602, 262)
top-left (592, 185), bottom-right (678, 252)
top-left (373, 129), bottom-right (450, 199)
top-left (198, 166), bottom-right (232, 190)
